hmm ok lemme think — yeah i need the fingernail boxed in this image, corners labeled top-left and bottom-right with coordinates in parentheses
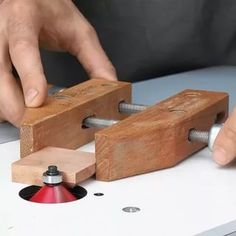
top-left (213, 147), bottom-right (231, 166)
top-left (26, 88), bottom-right (39, 105)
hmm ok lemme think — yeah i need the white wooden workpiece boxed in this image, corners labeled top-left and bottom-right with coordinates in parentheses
top-left (1, 66), bottom-right (236, 236)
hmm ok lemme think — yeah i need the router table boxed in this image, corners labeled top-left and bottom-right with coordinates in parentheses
top-left (1, 66), bottom-right (236, 236)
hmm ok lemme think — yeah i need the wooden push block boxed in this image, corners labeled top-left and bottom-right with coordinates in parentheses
top-left (95, 89), bottom-right (229, 181)
top-left (20, 79), bottom-right (131, 158)
top-left (12, 147), bottom-right (96, 186)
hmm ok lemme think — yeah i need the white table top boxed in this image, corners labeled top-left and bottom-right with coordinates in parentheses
top-left (1, 66), bottom-right (236, 236)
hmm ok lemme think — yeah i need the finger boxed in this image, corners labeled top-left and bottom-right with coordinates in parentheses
top-left (68, 9), bottom-right (117, 81)
top-left (8, 18), bottom-right (47, 107)
top-left (0, 39), bottom-right (24, 126)
top-left (213, 108), bottom-right (236, 165)
top-left (0, 73), bottom-right (25, 127)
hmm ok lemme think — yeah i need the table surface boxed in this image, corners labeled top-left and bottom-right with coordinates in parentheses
top-left (1, 66), bottom-right (236, 236)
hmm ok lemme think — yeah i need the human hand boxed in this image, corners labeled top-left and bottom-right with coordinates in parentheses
top-left (0, 0), bottom-right (116, 126)
top-left (213, 108), bottom-right (236, 165)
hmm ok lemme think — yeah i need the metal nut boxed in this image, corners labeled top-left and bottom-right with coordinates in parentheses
top-left (208, 124), bottom-right (223, 151)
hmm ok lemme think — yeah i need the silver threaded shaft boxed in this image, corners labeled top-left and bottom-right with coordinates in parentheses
top-left (119, 102), bottom-right (148, 114)
top-left (189, 129), bottom-right (209, 144)
top-left (82, 102), bottom-right (148, 129)
top-left (83, 117), bottom-right (119, 128)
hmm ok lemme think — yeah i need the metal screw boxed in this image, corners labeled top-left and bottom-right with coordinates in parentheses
top-left (189, 124), bottom-right (223, 151)
top-left (189, 130), bottom-right (209, 143)
top-left (46, 165), bottom-right (60, 176)
top-left (122, 207), bottom-right (141, 213)
top-left (119, 102), bottom-right (148, 114)
top-left (82, 102), bottom-right (148, 128)
top-left (43, 165), bottom-right (62, 185)
top-left (83, 117), bottom-right (119, 128)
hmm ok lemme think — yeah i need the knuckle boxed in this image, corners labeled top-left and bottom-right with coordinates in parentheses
top-left (7, 4), bottom-right (37, 36)
top-left (9, 0), bottom-right (24, 14)
top-left (12, 39), bottom-right (31, 50)
top-left (10, 38), bottom-right (36, 55)
top-left (20, 71), bottom-right (34, 81)
top-left (108, 63), bottom-right (116, 74)
top-left (223, 125), bottom-right (236, 141)
top-left (21, 71), bottom-right (46, 91)
top-left (7, 0), bottom-right (33, 16)
top-left (83, 24), bottom-right (96, 38)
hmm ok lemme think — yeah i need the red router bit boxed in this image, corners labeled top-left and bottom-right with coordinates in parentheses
top-left (30, 165), bottom-right (77, 204)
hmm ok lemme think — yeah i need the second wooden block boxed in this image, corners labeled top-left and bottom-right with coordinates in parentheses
top-left (95, 89), bottom-right (228, 181)
top-left (20, 79), bottom-right (131, 158)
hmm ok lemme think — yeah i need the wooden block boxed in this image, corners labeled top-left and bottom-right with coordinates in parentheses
top-left (20, 79), bottom-right (131, 158)
top-left (95, 89), bottom-right (229, 181)
top-left (12, 147), bottom-right (96, 186)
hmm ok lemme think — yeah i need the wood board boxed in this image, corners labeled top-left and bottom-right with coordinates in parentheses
top-left (12, 147), bottom-right (96, 186)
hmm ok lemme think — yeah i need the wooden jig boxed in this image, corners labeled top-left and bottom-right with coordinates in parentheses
top-left (12, 81), bottom-right (228, 185)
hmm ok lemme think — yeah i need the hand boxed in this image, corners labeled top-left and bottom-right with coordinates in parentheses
top-left (213, 108), bottom-right (236, 165)
top-left (0, 0), bottom-right (116, 126)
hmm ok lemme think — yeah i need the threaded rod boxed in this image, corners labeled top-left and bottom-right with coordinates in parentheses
top-left (83, 117), bottom-right (119, 128)
top-left (189, 129), bottom-right (209, 144)
top-left (119, 102), bottom-right (148, 114)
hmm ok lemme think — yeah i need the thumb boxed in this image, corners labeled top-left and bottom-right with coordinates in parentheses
top-left (213, 107), bottom-right (236, 165)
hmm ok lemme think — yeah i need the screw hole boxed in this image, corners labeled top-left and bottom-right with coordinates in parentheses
top-left (185, 92), bottom-right (201, 97)
top-left (81, 115), bottom-right (96, 129)
top-left (53, 94), bottom-right (70, 100)
top-left (94, 193), bottom-right (104, 196)
top-left (122, 207), bottom-right (141, 213)
top-left (188, 128), bottom-right (196, 142)
top-left (215, 112), bottom-right (225, 123)
top-left (168, 108), bottom-right (186, 114)
top-left (101, 83), bottom-right (117, 87)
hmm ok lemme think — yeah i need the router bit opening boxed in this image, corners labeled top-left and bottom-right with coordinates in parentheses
top-left (19, 185), bottom-right (87, 203)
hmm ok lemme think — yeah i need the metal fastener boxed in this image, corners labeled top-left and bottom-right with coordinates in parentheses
top-left (189, 124), bottom-right (223, 151)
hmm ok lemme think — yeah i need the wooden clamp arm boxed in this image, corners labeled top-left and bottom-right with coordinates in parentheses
top-left (13, 89), bottom-right (229, 186)
top-left (95, 89), bottom-right (229, 181)
top-left (20, 79), bottom-right (131, 158)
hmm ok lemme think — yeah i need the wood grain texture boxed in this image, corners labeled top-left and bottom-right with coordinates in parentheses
top-left (95, 90), bottom-right (229, 181)
top-left (12, 147), bottom-right (96, 186)
top-left (20, 79), bottom-right (131, 158)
